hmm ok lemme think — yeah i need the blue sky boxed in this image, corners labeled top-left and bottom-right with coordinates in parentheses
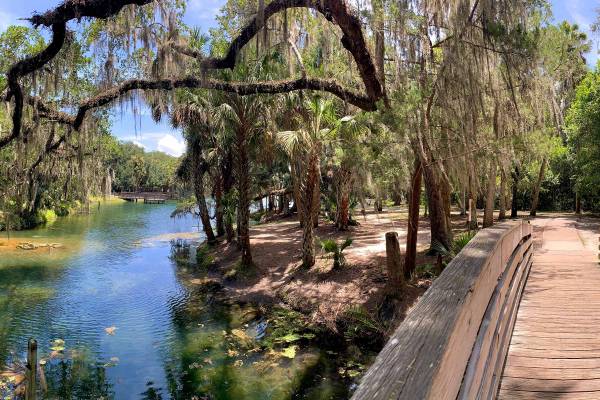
top-left (1, 0), bottom-right (598, 156)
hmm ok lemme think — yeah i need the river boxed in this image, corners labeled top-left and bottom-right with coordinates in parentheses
top-left (0, 202), bottom-right (350, 399)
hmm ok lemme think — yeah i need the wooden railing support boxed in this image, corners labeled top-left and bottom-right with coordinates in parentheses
top-left (26, 338), bottom-right (37, 400)
top-left (353, 220), bottom-right (533, 400)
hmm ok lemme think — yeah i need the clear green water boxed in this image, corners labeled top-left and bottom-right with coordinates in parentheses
top-left (0, 202), bottom-right (349, 399)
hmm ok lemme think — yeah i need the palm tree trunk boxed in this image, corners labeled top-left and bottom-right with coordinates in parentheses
top-left (193, 168), bottom-right (216, 245)
top-left (214, 174), bottom-right (225, 237)
top-left (530, 157), bottom-right (547, 217)
top-left (235, 125), bottom-right (252, 266)
top-left (311, 161), bottom-right (321, 228)
top-left (301, 150), bottom-right (319, 268)
top-left (335, 166), bottom-right (353, 230)
top-left (404, 160), bottom-right (422, 279)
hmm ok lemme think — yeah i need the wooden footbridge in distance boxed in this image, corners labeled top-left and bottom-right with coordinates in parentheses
top-left (116, 191), bottom-right (170, 204)
top-left (353, 216), bottom-right (599, 400)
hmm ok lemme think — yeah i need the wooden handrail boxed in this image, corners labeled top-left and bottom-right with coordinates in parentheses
top-left (352, 220), bottom-right (533, 400)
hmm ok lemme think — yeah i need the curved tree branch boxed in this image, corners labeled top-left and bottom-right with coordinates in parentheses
top-left (28, 0), bottom-right (153, 27)
top-left (29, 76), bottom-right (376, 132)
top-left (3, 0), bottom-right (383, 150)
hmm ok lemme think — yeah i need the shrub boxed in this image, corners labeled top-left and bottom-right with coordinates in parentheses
top-left (320, 237), bottom-right (353, 269)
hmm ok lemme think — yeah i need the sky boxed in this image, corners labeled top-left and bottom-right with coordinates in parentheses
top-left (1, 0), bottom-right (598, 157)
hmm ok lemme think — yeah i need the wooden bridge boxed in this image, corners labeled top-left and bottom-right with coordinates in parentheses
top-left (116, 192), bottom-right (170, 204)
top-left (353, 216), bottom-right (599, 400)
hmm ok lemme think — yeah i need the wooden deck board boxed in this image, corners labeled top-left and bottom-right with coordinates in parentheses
top-left (498, 217), bottom-right (600, 399)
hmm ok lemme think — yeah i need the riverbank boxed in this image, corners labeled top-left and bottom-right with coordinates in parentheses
top-left (180, 208), bottom-right (472, 340)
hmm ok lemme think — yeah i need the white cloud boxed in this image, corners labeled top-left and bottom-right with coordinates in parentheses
top-left (132, 140), bottom-right (146, 149)
top-left (157, 134), bottom-right (186, 157)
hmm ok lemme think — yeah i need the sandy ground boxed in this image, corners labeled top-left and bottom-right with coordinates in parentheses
top-left (206, 207), bottom-right (473, 330)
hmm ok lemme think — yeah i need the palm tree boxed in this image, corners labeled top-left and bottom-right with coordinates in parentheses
top-left (171, 91), bottom-right (217, 245)
top-left (278, 96), bottom-right (339, 268)
top-left (218, 93), bottom-right (267, 267)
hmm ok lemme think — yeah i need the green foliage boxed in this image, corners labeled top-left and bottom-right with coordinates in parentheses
top-left (100, 135), bottom-right (180, 193)
top-left (38, 209), bottom-right (58, 226)
top-left (566, 66), bottom-right (600, 201)
top-left (414, 263), bottom-right (438, 279)
top-left (342, 306), bottom-right (384, 343)
top-left (319, 237), bottom-right (353, 269)
top-left (196, 243), bottom-right (215, 269)
top-left (452, 231), bottom-right (477, 254)
top-left (171, 197), bottom-right (199, 219)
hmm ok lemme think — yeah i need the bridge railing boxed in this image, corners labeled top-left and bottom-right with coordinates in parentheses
top-left (352, 219), bottom-right (533, 400)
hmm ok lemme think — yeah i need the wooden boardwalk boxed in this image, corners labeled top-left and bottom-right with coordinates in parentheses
top-left (499, 217), bottom-right (600, 400)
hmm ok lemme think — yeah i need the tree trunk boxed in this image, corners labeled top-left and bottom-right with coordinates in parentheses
top-left (193, 167), bottom-right (216, 245)
top-left (214, 174), bottom-right (225, 237)
top-left (499, 170), bottom-right (507, 220)
top-left (301, 149), bottom-right (320, 268)
top-left (282, 194), bottom-right (290, 214)
top-left (423, 164), bottom-right (452, 250)
top-left (530, 157), bottom-right (547, 217)
top-left (311, 163), bottom-right (320, 228)
top-left (189, 138), bottom-right (216, 245)
top-left (268, 195), bottom-right (274, 212)
top-left (468, 174), bottom-right (478, 230)
top-left (483, 161), bottom-right (496, 228)
top-left (259, 198), bottom-right (264, 212)
top-left (386, 232), bottom-right (403, 290)
top-left (335, 166), bottom-right (353, 230)
top-left (235, 125), bottom-right (252, 267)
top-left (511, 166), bottom-right (520, 218)
top-left (372, 0), bottom-right (385, 90)
top-left (575, 191), bottom-right (582, 214)
top-left (457, 187), bottom-right (466, 216)
top-left (404, 160), bottom-right (422, 279)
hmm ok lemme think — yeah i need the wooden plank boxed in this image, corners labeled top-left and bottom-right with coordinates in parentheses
top-left (503, 366), bottom-right (600, 380)
top-left (501, 377), bottom-right (600, 392)
top-left (505, 356), bottom-right (600, 369)
top-left (498, 389), bottom-right (600, 400)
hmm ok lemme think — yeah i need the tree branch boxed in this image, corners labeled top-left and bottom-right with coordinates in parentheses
top-left (3, 0), bottom-right (383, 150)
top-left (31, 76), bottom-right (376, 132)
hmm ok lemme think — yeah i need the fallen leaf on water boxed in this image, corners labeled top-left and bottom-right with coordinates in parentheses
top-left (105, 326), bottom-right (117, 335)
top-left (50, 338), bottom-right (65, 351)
top-left (203, 358), bottom-right (213, 365)
top-left (233, 360), bottom-right (243, 367)
top-left (227, 349), bottom-right (239, 357)
top-left (110, 357), bottom-right (119, 363)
